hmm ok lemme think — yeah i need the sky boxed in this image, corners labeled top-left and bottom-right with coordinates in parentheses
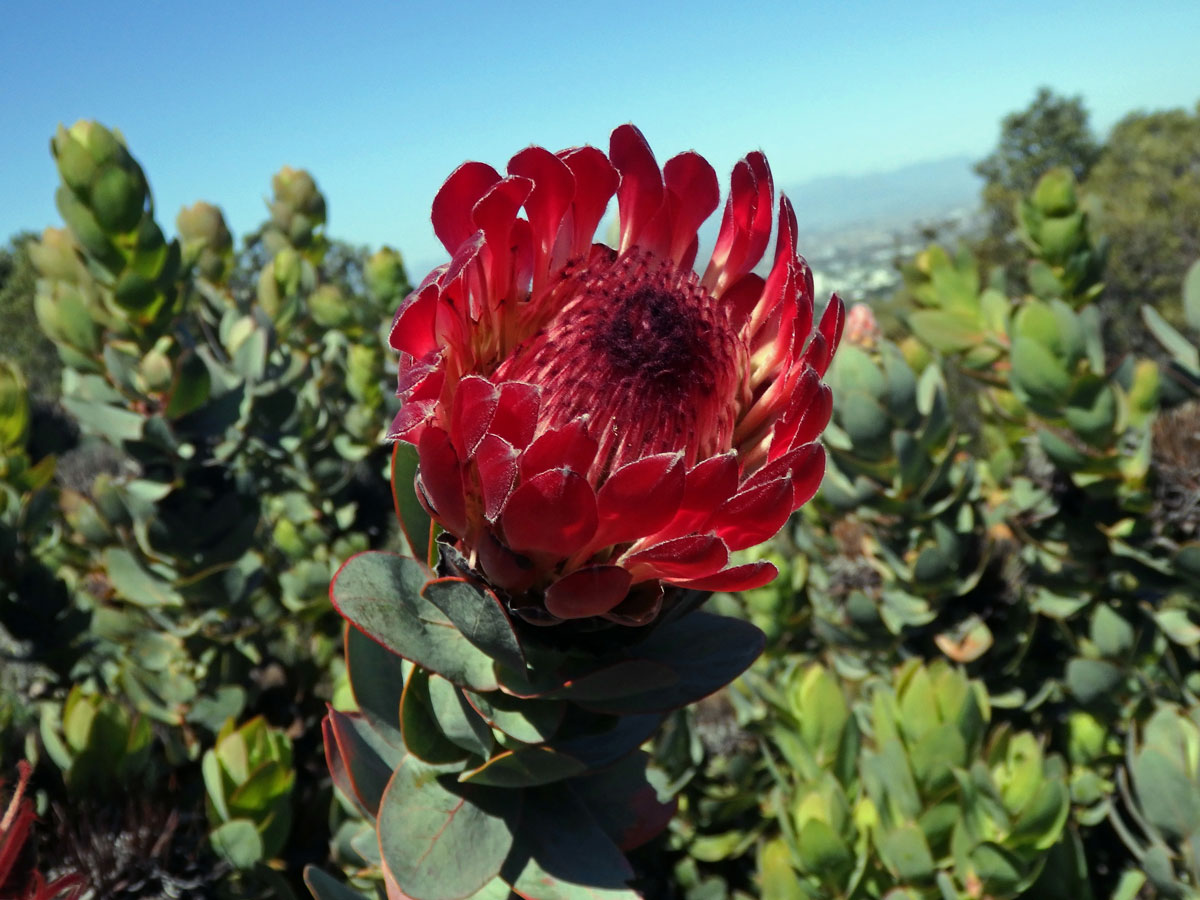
top-left (2, 0), bottom-right (1198, 278)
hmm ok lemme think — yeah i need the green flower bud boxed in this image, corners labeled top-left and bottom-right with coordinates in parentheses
top-left (366, 246), bottom-right (409, 305)
top-left (177, 201), bottom-right (233, 282)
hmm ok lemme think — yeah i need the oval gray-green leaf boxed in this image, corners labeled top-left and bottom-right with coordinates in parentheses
top-left (378, 755), bottom-right (518, 900)
top-left (332, 552), bottom-right (498, 692)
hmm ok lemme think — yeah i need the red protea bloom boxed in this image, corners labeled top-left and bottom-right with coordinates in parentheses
top-left (388, 125), bottom-right (843, 626)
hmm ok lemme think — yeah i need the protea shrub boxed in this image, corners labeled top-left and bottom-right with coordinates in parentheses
top-left (313, 125), bottom-right (843, 900)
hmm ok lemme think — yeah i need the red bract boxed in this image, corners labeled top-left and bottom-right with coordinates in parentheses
top-left (1, 762), bottom-right (84, 900)
top-left (389, 125), bottom-right (843, 625)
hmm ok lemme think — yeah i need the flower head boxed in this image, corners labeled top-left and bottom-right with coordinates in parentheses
top-left (389, 125), bottom-right (843, 625)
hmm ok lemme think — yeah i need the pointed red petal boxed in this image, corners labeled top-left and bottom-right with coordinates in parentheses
top-left (388, 399), bottom-right (435, 443)
top-left (804, 295), bottom-right (845, 376)
top-left (789, 443), bottom-right (826, 509)
top-left (432, 161), bottom-right (502, 254)
top-left (670, 560), bottom-right (779, 592)
top-left (765, 366), bottom-right (822, 460)
top-left (501, 468), bottom-right (598, 557)
top-left (508, 146), bottom-right (574, 286)
top-left (450, 375), bottom-right (499, 460)
top-left (721, 273), bottom-right (766, 333)
top-left (610, 124), bottom-right (664, 254)
top-left (558, 146), bottom-right (619, 258)
top-left (520, 419), bottom-right (599, 480)
top-left (770, 379), bottom-right (832, 459)
top-left (662, 151), bottom-right (720, 263)
top-left (624, 534), bottom-right (728, 581)
top-left (476, 530), bottom-right (537, 593)
top-left (473, 175), bottom-right (533, 297)
top-left (711, 474), bottom-right (794, 552)
top-left (544, 565), bottom-right (633, 619)
top-left (475, 434), bottom-right (520, 521)
top-left (593, 452), bottom-right (685, 547)
top-left (704, 158), bottom-right (753, 289)
top-left (742, 151), bottom-right (775, 270)
top-left (389, 283), bottom-right (440, 358)
top-left (773, 194), bottom-right (800, 267)
top-left (417, 427), bottom-right (467, 535)
top-left (651, 452), bottom-right (740, 541)
top-left (490, 381), bottom-right (540, 450)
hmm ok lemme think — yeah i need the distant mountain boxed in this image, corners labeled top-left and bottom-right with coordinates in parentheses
top-left (782, 155), bottom-right (983, 233)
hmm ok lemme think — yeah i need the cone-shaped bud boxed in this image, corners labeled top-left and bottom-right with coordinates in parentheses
top-left (177, 201), bottom-right (233, 282)
top-left (365, 246), bottom-right (409, 306)
top-left (268, 166), bottom-right (326, 248)
top-left (52, 121), bottom-right (150, 235)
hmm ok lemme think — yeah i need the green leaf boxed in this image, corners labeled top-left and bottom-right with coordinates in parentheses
top-left (970, 842), bottom-right (1027, 896)
top-left (502, 786), bottom-right (639, 900)
top-left (878, 823), bottom-right (935, 883)
top-left (401, 668), bottom-right (470, 765)
top-left (1132, 746), bottom-right (1200, 840)
top-left (459, 747), bottom-right (587, 788)
top-left (1090, 605), bottom-right (1135, 658)
top-left (1143, 306), bottom-right (1199, 369)
top-left (62, 396), bottom-right (145, 443)
top-left (908, 309), bottom-right (984, 353)
top-left (572, 612), bottom-right (764, 715)
top-left (428, 676), bottom-right (494, 759)
top-left (377, 756), bottom-right (518, 900)
top-left (566, 752), bottom-right (673, 851)
top-left (210, 819), bottom-right (264, 870)
top-left (830, 344), bottom-right (885, 399)
top-left (1009, 779), bottom-right (1069, 851)
top-left (759, 838), bottom-right (806, 900)
top-left (345, 624), bottom-right (407, 748)
top-left (1154, 608), bottom-right (1200, 647)
top-left (228, 762), bottom-right (293, 815)
top-left (332, 552), bottom-right (499, 692)
top-left (325, 708), bottom-right (399, 815)
top-left (304, 866), bottom-right (373, 900)
top-left (909, 724), bottom-right (967, 794)
top-left (393, 442), bottom-right (434, 565)
top-left (549, 659), bottom-right (679, 708)
top-left (423, 578), bottom-right (525, 673)
top-left (796, 818), bottom-right (853, 881)
top-left (1065, 659), bottom-right (1123, 705)
top-left (1064, 380), bottom-right (1117, 446)
top-left (838, 390), bottom-right (891, 449)
top-left (463, 689), bottom-right (565, 744)
top-left (549, 713), bottom-right (662, 770)
top-left (1183, 258), bottom-right (1200, 331)
top-left (1010, 337), bottom-right (1071, 410)
top-left (103, 547), bottom-right (183, 608)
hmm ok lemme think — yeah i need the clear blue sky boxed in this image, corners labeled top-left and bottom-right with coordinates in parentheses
top-left (2, 0), bottom-right (1198, 276)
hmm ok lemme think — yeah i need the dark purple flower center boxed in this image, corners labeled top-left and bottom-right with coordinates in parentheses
top-left (494, 249), bottom-right (746, 479)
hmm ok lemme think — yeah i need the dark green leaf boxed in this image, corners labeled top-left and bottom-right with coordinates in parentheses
top-left (392, 442), bottom-right (434, 565)
top-left (423, 578), bottom-right (525, 673)
top-left (460, 747), bottom-right (586, 788)
top-left (502, 786), bottom-right (638, 899)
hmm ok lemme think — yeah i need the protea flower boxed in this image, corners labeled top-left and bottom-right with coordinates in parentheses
top-left (388, 125), bottom-right (843, 626)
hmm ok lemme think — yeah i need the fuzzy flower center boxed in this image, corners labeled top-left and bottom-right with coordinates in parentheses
top-left (494, 249), bottom-right (747, 479)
